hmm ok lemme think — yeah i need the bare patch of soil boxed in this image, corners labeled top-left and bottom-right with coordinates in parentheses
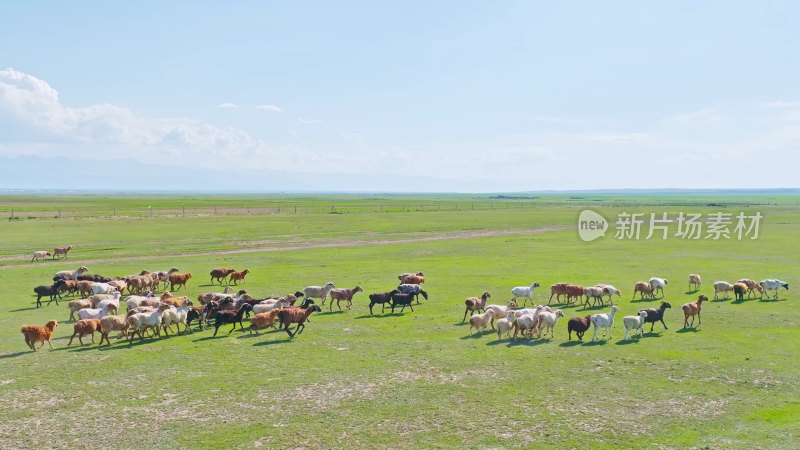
top-left (0, 225), bottom-right (571, 270)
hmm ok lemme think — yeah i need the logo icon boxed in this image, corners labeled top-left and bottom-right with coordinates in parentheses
top-left (578, 210), bottom-right (608, 241)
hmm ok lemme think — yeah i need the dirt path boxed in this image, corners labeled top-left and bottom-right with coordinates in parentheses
top-left (0, 225), bottom-right (572, 270)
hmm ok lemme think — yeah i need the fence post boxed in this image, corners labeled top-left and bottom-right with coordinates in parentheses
top-left (294, 204), bottom-right (297, 214)
top-left (113, 207), bottom-right (116, 217)
top-left (58, 209), bottom-right (61, 218)
top-left (10, 208), bottom-right (13, 218)
top-left (182, 206), bottom-right (185, 215)
top-left (331, 205), bottom-right (334, 213)
top-left (214, 205), bottom-right (217, 215)
top-left (278, 205), bottom-right (281, 213)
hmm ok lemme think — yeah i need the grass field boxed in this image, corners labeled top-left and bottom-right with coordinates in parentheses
top-left (2, 191), bottom-right (798, 219)
top-left (1, 194), bottom-right (798, 448)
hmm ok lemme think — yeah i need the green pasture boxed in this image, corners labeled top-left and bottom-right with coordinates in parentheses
top-left (0, 195), bottom-right (797, 448)
top-left (2, 191), bottom-right (799, 219)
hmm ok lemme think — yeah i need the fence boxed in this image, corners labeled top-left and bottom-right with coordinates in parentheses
top-left (4, 198), bottom-right (787, 220)
top-left (5, 201), bottom-right (555, 219)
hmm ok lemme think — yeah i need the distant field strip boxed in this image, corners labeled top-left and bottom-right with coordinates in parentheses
top-left (0, 225), bottom-right (572, 269)
top-left (3, 192), bottom-right (798, 219)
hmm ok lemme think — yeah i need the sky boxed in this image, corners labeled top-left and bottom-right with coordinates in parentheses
top-left (0, 1), bottom-right (799, 192)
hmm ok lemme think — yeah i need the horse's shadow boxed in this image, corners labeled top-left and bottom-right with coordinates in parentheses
top-left (354, 314), bottom-right (393, 319)
top-left (459, 330), bottom-right (495, 340)
top-left (252, 338), bottom-right (292, 347)
top-left (677, 327), bottom-right (701, 333)
top-left (68, 345), bottom-right (101, 352)
top-left (506, 338), bottom-right (549, 347)
top-left (581, 304), bottom-right (610, 311)
top-left (236, 332), bottom-right (269, 339)
top-left (0, 351), bottom-right (32, 359)
top-left (642, 331), bottom-right (665, 337)
top-left (732, 297), bottom-right (755, 305)
top-left (558, 302), bottom-right (582, 310)
top-left (486, 338), bottom-right (509, 346)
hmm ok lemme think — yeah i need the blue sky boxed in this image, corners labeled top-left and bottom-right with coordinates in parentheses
top-left (1, 1), bottom-right (798, 191)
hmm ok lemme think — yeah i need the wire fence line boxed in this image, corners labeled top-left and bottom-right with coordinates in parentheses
top-left (5, 201), bottom-right (554, 219)
top-left (4, 198), bottom-right (788, 220)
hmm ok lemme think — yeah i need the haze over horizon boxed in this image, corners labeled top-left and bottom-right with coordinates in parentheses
top-left (1, 2), bottom-right (799, 192)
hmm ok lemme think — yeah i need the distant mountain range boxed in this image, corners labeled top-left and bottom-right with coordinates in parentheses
top-left (1, 155), bottom-right (798, 194)
top-left (519, 188), bottom-right (800, 195)
top-left (0, 155), bottom-right (486, 193)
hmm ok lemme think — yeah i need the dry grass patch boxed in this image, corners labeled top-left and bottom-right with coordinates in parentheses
top-left (265, 381), bottom-right (380, 414)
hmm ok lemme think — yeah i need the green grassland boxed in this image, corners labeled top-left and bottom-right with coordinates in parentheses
top-left (2, 191), bottom-right (799, 218)
top-left (0, 194), bottom-right (798, 448)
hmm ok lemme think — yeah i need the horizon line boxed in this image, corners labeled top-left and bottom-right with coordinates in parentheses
top-left (1, 188), bottom-right (800, 196)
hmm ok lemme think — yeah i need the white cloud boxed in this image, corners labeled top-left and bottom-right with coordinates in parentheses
top-left (255, 104), bottom-right (283, 112)
top-left (0, 68), bottom-right (136, 139)
top-left (758, 101), bottom-right (800, 109)
top-left (217, 102), bottom-right (238, 108)
top-left (481, 146), bottom-right (557, 164)
top-left (339, 132), bottom-right (364, 146)
top-left (661, 108), bottom-right (727, 129)
top-left (528, 115), bottom-right (570, 123)
top-left (1, 68), bottom-right (799, 191)
top-left (0, 68), bottom-right (275, 164)
top-left (0, 69), bottom-right (392, 179)
top-left (588, 133), bottom-right (648, 143)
